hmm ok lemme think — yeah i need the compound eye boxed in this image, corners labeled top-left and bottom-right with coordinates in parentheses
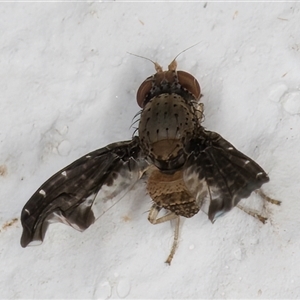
top-left (177, 71), bottom-right (201, 100)
top-left (136, 77), bottom-right (152, 108)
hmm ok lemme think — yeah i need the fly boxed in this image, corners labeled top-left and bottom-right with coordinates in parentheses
top-left (20, 53), bottom-right (280, 264)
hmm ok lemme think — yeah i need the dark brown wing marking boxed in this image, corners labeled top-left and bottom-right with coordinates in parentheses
top-left (184, 130), bottom-right (269, 222)
top-left (20, 137), bottom-right (149, 247)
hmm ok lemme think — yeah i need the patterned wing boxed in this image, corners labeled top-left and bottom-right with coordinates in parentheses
top-left (21, 137), bottom-right (149, 247)
top-left (184, 130), bottom-right (269, 222)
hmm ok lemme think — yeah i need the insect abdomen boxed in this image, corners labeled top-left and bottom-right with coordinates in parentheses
top-left (147, 168), bottom-right (200, 218)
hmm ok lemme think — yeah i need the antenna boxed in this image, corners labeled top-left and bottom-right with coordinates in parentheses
top-left (172, 41), bottom-right (201, 62)
top-left (128, 42), bottom-right (201, 72)
top-left (127, 52), bottom-right (163, 73)
top-left (168, 41), bottom-right (201, 71)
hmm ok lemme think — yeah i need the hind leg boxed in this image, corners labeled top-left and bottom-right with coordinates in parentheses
top-left (237, 189), bottom-right (281, 223)
top-left (148, 204), bottom-right (180, 265)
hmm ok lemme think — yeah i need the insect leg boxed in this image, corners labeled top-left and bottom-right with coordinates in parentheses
top-left (148, 204), bottom-right (180, 265)
top-left (236, 204), bottom-right (268, 224)
top-left (165, 217), bottom-right (180, 265)
top-left (148, 204), bottom-right (178, 224)
top-left (236, 189), bottom-right (281, 224)
top-left (256, 189), bottom-right (282, 205)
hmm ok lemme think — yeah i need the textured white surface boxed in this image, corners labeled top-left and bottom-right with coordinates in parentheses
top-left (1, 2), bottom-right (300, 299)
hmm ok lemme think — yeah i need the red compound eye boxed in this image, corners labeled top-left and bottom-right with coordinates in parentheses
top-left (177, 71), bottom-right (201, 101)
top-left (136, 77), bottom-right (152, 108)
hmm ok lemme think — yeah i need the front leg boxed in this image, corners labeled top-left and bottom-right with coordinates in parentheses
top-left (148, 204), bottom-right (180, 265)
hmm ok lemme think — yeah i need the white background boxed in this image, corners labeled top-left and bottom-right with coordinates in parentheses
top-left (1, 2), bottom-right (300, 299)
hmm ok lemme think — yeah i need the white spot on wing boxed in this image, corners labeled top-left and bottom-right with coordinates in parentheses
top-left (61, 171), bottom-right (67, 177)
top-left (39, 189), bottom-right (46, 197)
top-left (256, 172), bottom-right (264, 178)
top-left (244, 160), bottom-right (250, 165)
top-left (86, 155), bottom-right (91, 158)
top-left (24, 209), bottom-right (30, 215)
top-left (228, 147), bottom-right (234, 150)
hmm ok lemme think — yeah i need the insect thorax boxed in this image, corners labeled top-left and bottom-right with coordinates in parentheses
top-left (138, 92), bottom-right (202, 170)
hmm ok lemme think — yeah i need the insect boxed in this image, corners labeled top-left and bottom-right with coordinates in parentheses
top-left (20, 53), bottom-right (280, 264)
